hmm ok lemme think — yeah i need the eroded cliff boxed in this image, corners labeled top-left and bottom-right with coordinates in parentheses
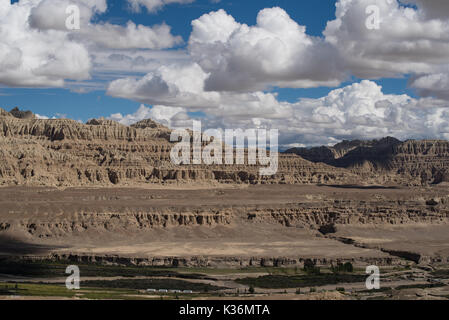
top-left (285, 137), bottom-right (449, 185)
top-left (0, 108), bottom-right (357, 187)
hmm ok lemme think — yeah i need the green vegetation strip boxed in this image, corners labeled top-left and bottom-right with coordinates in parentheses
top-left (235, 274), bottom-right (366, 289)
top-left (0, 260), bottom-right (211, 280)
top-left (0, 283), bottom-right (141, 300)
top-left (81, 278), bottom-right (225, 292)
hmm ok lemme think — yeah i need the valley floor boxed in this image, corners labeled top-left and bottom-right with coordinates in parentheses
top-left (0, 184), bottom-right (448, 300)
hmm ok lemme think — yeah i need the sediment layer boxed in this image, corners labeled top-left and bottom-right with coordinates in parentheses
top-left (1, 185), bottom-right (448, 267)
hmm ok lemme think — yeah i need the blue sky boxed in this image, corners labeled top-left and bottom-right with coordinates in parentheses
top-left (1, 0), bottom-right (413, 121)
top-left (4, 0), bottom-right (447, 147)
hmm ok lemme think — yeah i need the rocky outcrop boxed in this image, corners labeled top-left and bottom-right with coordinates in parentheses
top-left (285, 137), bottom-right (402, 166)
top-left (388, 140), bottom-right (449, 184)
top-left (0, 108), bottom-right (357, 187)
top-left (131, 118), bottom-right (166, 130)
top-left (9, 107), bottom-right (35, 120)
top-left (1, 183), bottom-right (448, 267)
top-left (2, 192), bottom-right (448, 239)
top-left (15, 211), bottom-right (233, 238)
top-left (11, 254), bottom-right (405, 268)
top-left (1, 108), bottom-right (448, 187)
top-left (285, 137), bottom-right (449, 185)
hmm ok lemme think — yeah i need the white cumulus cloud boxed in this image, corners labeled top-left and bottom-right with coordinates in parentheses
top-left (0, 0), bottom-right (91, 87)
top-left (107, 63), bottom-right (220, 108)
top-left (0, 0), bottom-right (183, 88)
top-left (188, 8), bottom-right (345, 92)
top-left (402, 0), bottom-right (449, 19)
top-left (324, 0), bottom-right (449, 78)
top-left (78, 22), bottom-right (183, 50)
top-left (108, 104), bottom-right (186, 127)
top-left (108, 79), bottom-right (449, 147)
top-left (128, 0), bottom-right (195, 13)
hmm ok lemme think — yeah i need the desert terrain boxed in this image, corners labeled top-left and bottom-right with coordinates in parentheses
top-left (0, 107), bottom-right (449, 300)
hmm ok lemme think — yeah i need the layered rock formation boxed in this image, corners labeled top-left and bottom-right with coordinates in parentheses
top-left (1, 107), bottom-right (448, 187)
top-left (0, 108), bottom-right (355, 187)
top-left (1, 106), bottom-right (449, 267)
top-left (285, 137), bottom-right (449, 185)
top-left (1, 185), bottom-right (448, 266)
